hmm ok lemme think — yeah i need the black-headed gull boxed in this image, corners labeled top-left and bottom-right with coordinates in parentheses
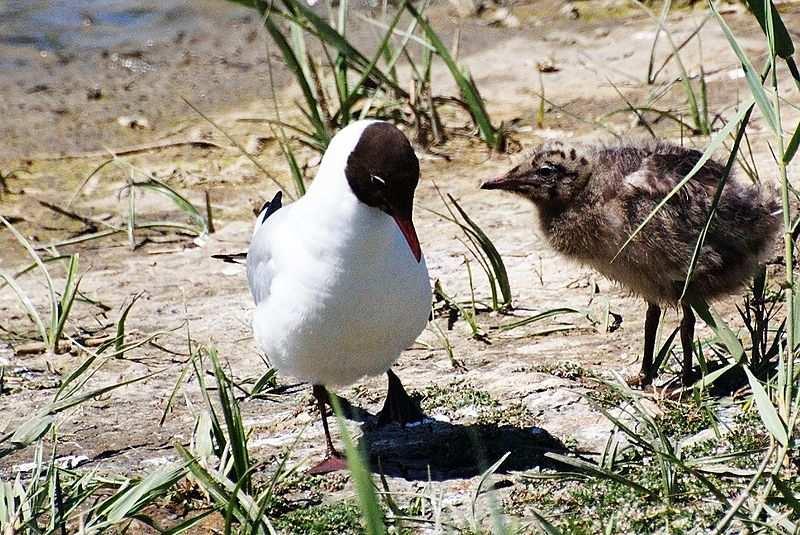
top-left (246, 120), bottom-right (432, 473)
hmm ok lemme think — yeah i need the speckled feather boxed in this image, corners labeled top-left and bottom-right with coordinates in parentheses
top-left (500, 140), bottom-right (780, 304)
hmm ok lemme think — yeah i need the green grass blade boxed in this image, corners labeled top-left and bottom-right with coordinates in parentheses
top-left (162, 508), bottom-right (220, 535)
top-left (48, 371), bottom-right (158, 414)
top-left (743, 0), bottom-right (794, 59)
top-left (3, 416), bottom-right (54, 453)
top-left (332, 6), bottom-right (405, 123)
top-left (182, 96), bottom-right (295, 200)
top-left (274, 0), bottom-right (406, 98)
top-left (530, 508), bottom-right (564, 535)
top-left (328, 393), bottom-right (386, 535)
top-left (275, 133), bottom-right (306, 197)
top-left (127, 178), bottom-right (136, 250)
top-left (446, 194), bottom-right (512, 308)
top-left (613, 101), bottom-right (753, 260)
top-left (678, 104), bottom-right (754, 302)
top-left (694, 362), bottom-right (737, 389)
top-left (783, 120), bottom-right (800, 164)
top-left (646, 0), bottom-right (672, 84)
top-left (51, 255), bottom-right (81, 352)
top-left (54, 353), bottom-right (99, 402)
top-left (67, 158), bottom-right (114, 208)
top-left (631, 0), bottom-right (703, 132)
top-left (209, 350), bottom-right (251, 493)
top-left (607, 76), bottom-right (656, 138)
top-left (0, 255), bottom-right (71, 293)
top-left (743, 366), bottom-right (788, 446)
top-left (0, 215), bottom-right (57, 341)
top-left (115, 292), bottom-right (144, 354)
top-left (471, 451), bottom-right (510, 526)
top-left (405, 2), bottom-right (500, 149)
top-left (134, 179), bottom-right (207, 233)
top-left (91, 464), bottom-right (188, 525)
top-left (1, 372), bottom-right (156, 457)
top-left (498, 307), bottom-right (580, 332)
top-left (260, 10), bottom-right (329, 145)
top-left (708, 0), bottom-right (778, 133)
top-left (544, 452), bottom-right (652, 496)
top-left (691, 298), bottom-right (746, 363)
top-left (0, 269), bottom-right (49, 345)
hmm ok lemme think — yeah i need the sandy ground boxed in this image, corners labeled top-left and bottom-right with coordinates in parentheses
top-left (2, 0), bottom-right (800, 531)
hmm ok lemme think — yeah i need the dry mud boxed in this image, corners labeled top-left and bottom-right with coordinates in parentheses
top-left (2, 1), bottom-right (800, 531)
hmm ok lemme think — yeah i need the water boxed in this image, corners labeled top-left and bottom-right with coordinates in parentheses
top-left (0, 0), bottom-right (208, 56)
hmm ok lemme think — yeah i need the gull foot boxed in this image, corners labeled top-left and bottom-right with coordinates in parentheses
top-left (308, 453), bottom-right (348, 475)
top-left (377, 369), bottom-right (425, 426)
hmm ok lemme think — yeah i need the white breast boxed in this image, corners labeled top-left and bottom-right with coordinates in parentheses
top-left (248, 195), bottom-right (431, 386)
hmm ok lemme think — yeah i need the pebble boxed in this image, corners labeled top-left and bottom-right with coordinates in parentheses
top-left (117, 115), bottom-right (151, 130)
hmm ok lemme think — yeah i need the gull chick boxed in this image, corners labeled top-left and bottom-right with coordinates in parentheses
top-left (482, 140), bottom-right (780, 386)
top-left (247, 120), bottom-right (432, 472)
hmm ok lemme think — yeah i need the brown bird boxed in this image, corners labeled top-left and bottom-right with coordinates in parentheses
top-left (481, 140), bottom-right (780, 386)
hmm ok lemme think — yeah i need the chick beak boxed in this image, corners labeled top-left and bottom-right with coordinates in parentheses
top-left (480, 174), bottom-right (524, 191)
top-left (392, 215), bottom-right (422, 262)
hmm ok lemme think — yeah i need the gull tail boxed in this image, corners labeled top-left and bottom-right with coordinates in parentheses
top-left (211, 252), bottom-right (247, 264)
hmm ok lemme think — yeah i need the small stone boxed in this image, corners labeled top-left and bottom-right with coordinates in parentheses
top-left (593, 27), bottom-right (610, 38)
top-left (449, 0), bottom-right (479, 17)
top-left (537, 59), bottom-right (560, 73)
top-left (486, 8), bottom-right (520, 28)
top-left (117, 115), bottom-right (151, 130)
top-left (87, 86), bottom-right (102, 100)
top-left (524, 388), bottom-right (581, 414)
top-left (294, 411), bottom-right (312, 424)
top-left (560, 3), bottom-right (580, 19)
top-left (245, 135), bottom-right (271, 154)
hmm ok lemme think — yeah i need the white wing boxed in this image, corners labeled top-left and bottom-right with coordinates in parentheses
top-left (246, 191), bottom-right (284, 304)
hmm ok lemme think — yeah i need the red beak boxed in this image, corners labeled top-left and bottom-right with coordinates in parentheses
top-left (392, 215), bottom-right (422, 262)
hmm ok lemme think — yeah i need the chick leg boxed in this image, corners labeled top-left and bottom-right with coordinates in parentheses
top-left (680, 303), bottom-right (696, 386)
top-left (639, 302), bottom-right (662, 385)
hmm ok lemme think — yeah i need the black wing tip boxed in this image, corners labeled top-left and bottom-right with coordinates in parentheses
top-left (211, 252), bottom-right (247, 264)
top-left (259, 190), bottom-right (284, 224)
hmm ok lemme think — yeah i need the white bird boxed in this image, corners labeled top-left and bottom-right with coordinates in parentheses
top-left (246, 120), bottom-right (432, 473)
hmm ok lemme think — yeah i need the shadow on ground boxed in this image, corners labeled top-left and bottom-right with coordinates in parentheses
top-left (360, 419), bottom-right (566, 481)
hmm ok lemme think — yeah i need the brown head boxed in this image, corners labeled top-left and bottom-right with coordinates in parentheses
top-left (342, 121), bottom-right (422, 261)
top-left (481, 142), bottom-right (594, 207)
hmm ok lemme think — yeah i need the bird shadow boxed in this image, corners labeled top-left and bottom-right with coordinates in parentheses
top-left (356, 417), bottom-right (567, 481)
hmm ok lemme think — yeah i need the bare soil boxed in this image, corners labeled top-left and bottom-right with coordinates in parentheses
top-left (2, 0), bottom-right (800, 531)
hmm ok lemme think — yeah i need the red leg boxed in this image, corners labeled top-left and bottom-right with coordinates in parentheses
top-left (308, 384), bottom-right (347, 475)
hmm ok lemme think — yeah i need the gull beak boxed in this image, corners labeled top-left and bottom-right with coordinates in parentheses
top-left (392, 215), bottom-right (422, 262)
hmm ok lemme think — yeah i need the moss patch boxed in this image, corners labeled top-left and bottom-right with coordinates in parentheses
top-left (275, 500), bottom-right (364, 535)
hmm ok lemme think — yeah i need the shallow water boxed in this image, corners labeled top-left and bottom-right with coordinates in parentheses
top-left (0, 0), bottom-right (226, 64)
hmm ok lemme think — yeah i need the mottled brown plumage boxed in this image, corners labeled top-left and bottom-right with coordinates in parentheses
top-left (482, 140), bottom-right (780, 386)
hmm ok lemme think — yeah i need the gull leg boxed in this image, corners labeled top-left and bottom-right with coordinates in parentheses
top-left (308, 384), bottom-right (348, 474)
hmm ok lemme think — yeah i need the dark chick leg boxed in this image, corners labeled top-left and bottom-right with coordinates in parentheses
top-left (308, 384), bottom-right (347, 475)
top-left (680, 303), bottom-right (696, 386)
top-left (377, 369), bottom-right (425, 426)
top-left (638, 302), bottom-right (662, 386)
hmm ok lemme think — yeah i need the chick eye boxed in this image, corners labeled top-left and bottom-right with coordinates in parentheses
top-left (537, 164), bottom-right (559, 178)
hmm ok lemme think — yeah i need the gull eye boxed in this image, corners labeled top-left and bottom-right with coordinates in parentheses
top-left (370, 174), bottom-right (386, 186)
